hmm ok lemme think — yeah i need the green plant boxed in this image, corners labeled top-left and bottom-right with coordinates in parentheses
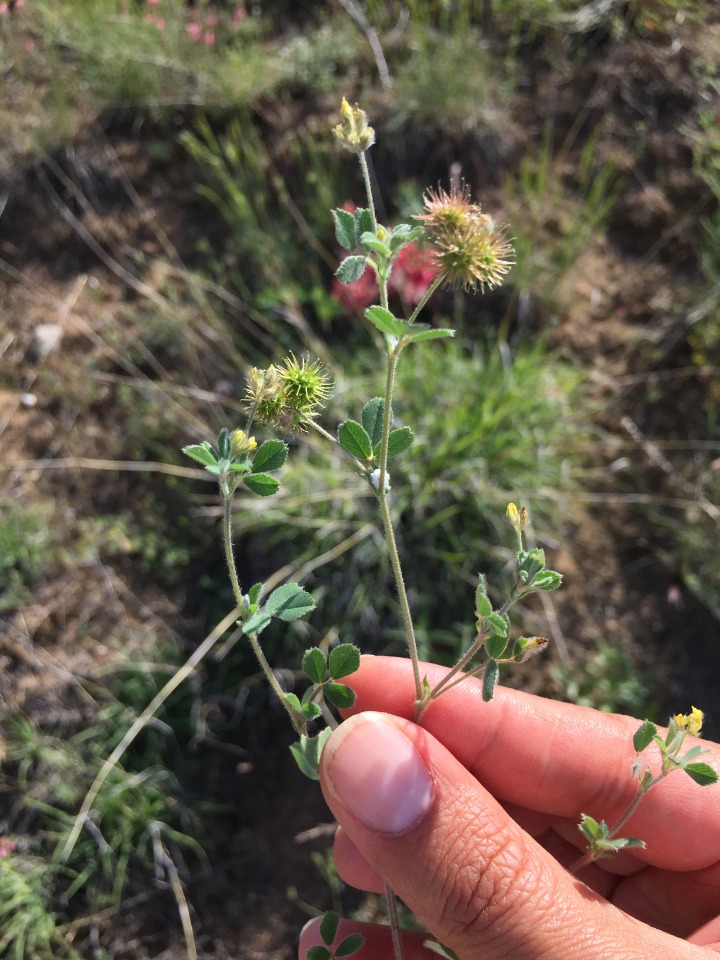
top-left (2, 701), bottom-right (201, 957)
top-left (553, 636), bottom-right (653, 715)
top-left (506, 123), bottom-right (623, 308)
top-left (0, 852), bottom-right (80, 960)
top-left (0, 502), bottom-right (54, 611)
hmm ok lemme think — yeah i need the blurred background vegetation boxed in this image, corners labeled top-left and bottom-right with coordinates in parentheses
top-left (1, 0), bottom-right (719, 956)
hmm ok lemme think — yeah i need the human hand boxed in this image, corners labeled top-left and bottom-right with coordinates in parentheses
top-left (299, 656), bottom-right (720, 959)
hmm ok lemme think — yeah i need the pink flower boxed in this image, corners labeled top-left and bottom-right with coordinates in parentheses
top-left (232, 6), bottom-right (246, 22)
top-left (147, 0), bottom-right (160, 5)
top-left (0, 837), bottom-right (16, 857)
top-left (0, 3), bottom-right (9, 13)
top-left (388, 242), bottom-right (438, 305)
top-left (203, 29), bottom-right (215, 45)
top-left (155, 16), bottom-right (165, 29)
top-left (204, 14), bottom-right (218, 27)
top-left (186, 20), bottom-right (201, 41)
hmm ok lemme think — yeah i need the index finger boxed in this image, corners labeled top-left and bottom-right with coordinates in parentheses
top-left (342, 655), bottom-right (720, 870)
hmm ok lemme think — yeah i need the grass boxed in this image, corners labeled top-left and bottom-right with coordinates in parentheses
top-left (1, 697), bottom-right (202, 958)
top-left (0, 501), bottom-right (55, 611)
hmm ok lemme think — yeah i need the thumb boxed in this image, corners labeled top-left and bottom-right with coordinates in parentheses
top-left (319, 712), bottom-right (699, 960)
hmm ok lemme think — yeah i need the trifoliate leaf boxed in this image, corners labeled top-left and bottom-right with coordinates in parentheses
top-left (683, 762), bottom-right (719, 786)
top-left (182, 443), bottom-right (218, 466)
top-left (319, 911), bottom-right (340, 948)
top-left (333, 208), bottom-right (357, 251)
top-left (485, 612), bottom-right (510, 639)
top-left (335, 255), bottom-right (368, 284)
top-left (578, 813), bottom-right (602, 840)
top-left (305, 947), bottom-right (331, 960)
top-left (359, 234), bottom-right (392, 258)
top-left (328, 643), bottom-right (360, 680)
top-left (284, 692), bottom-right (302, 713)
top-left (385, 426), bottom-right (415, 458)
top-left (324, 682), bottom-right (356, 709)
top-left (364, 305), bottom-right (410, 337)
top-left (388, 224), bottom-right (424, 251)
top-left (217, 427), bottom-right (231, 459)
top-left (530, 569), bottom-right (563, 591)
top-left (301, 701), bottom-right (322, 721)
top-left (302, 647), bottom-right (327, 684)
top-left (289, 728), bottom-right (332, 781)
top-left (242, 473), bottom-right (280, 496)
top-left (241, 610), bottom-right (272, 636)
top-left (335, 934), bottom-right (365, 957)
top-left (354, 207), bottom-right (374, 237)
top-left (361, 397), bottom-right (386, 449)
top-left (633, 720), bottom-right (657, 753)
top-left (517, 548), bottom-right (546, 584)
top-left (265, 582), bottom-right (315, 622)
top-left (486, 634), bottom-right (508, 660)
top-left (482, 659), bottom-right (499, 701)
top-left (475, 584), bottom-right (492, 618)
top-left (407, 328), bottom-right (456, 343)
top-left (251, 439), bottom-right (288, 473)
top-left (338, 420), bottom-right (373, 460)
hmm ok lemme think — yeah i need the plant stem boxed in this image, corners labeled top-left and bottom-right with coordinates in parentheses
top-left (407, 274), bottom-right (444, 324)
top-left (377, 346), bottom-right (422, 702)
top-left (571, 776), bottom-right (660, 874)
top-left (222, 492), bottom-right (303, 732)
top-left (359, 150), bottom-right (377, 232)
top-left (385, 883), bottom-right (406, 960)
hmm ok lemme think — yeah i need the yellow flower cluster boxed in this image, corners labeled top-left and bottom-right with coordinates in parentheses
top-left (333, 97), bottom-right (375, 155)
top-left (674, 706), bottom-right (704, 737)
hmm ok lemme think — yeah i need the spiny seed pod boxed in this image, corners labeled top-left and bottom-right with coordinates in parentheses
top-left (416, 183), bottom-right (514, 292)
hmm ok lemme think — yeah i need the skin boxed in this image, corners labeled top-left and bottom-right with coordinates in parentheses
top-left (299, 656), bottom-right (720, 960)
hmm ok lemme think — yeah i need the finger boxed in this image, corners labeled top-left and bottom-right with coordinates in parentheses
top-left (342, 656), bottom-right (720, 870)
top-left (334, 826), bottom-right (385, 894)
top-left (320, 711), bottom-right (702, 960)
top-left (299, 917), bottom-right (437, 960)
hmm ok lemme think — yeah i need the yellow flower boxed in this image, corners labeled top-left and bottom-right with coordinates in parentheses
top-left (415, 183), bottom-right (514, 292)
top-left (674, 707), bottom-right (704, 737)
top-left (230, 429), bottom-right (257, 457)
top-left (506, 502), bottom-right (529, 531)
top-left (333, 97), bottom-right (375, 155)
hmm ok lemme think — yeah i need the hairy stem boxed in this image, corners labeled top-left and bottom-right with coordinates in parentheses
top-left (223, 493), bottom-right (302, 732)
top-left (407, 274), bottom-right (444, 324)
top-left (359, 150), bottom-right (377, 233)
top-left (377, 346), bottom-right (422, 702)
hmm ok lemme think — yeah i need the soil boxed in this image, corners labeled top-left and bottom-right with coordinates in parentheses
top-left (2, 7), bottom-right (720, 959)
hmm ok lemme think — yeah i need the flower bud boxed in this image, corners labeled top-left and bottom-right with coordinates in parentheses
top-left (333, 97), bottom-right (375, 154)
top-left (506, 502), bottom-right (529, 532)
top-left (230, 429), bottom-right (257, 457)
